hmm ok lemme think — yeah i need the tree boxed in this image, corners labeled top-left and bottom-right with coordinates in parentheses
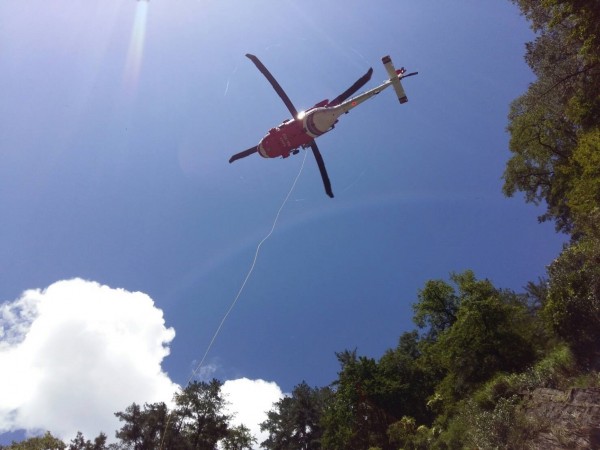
top-left (115, 402), bottom-right (175, 450)
top-left (516, 0), bottom-right (600, 71)
top-left (174, 380), bottom-right (230, 450)
top-left (419, 272), bottom-right (538, 406)
top-left (321, 351), bottom-right (392, 450)
top-left (320, 331), bottom-right (439, 450)
top-left (0, 432), bottom-right (66, 450)
top-left (221, 425), bottom-right (256, 450)
top-left (413, 279), bottom-right (459, 341)
top-left (437, 293), bottom-right (536, 398)
top-left (387, 417), bottom-right (436, 450)
top-left (503, 0), bottom-right (600, 232)
top-left (377, 331), bottom-right (435, 425)
top-left (115, 380), bottom-right (232, 450)
top-left (261, 381), bottom-right (331, 450)
top-left (68, 432), bottom-right (109, 450)
top-left (545, 233), bottom-right (600, 365)
top-left (503, 89), bottom-right (578, 232)
top-left (504, 0), bottom-right (600, 369)
top-left (565, 128), bottom-right (600, 228)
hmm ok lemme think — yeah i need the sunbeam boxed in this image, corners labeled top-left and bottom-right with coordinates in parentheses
top-left (124, 1), bottom-right (149, 95)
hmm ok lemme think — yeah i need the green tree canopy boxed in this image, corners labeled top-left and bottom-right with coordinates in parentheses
top-left (412, 279), bottom-right (459, 341)
top-left (221, 425), bottom-right (255, 450)
top-left (173, 380), bottom-right (230, 450)
top-left (321, 351), bottom-right (390, 450)
top-left (261, 381), bottom-right (331, 450)
top-left (504, 0), bottom-right (600, 232)
top-left (67, 432), bottom-right (108, 450)
top-left (417, 271), bottom-right (538, 408)
top-left (0, 432), bottom-right (66, 450)
top-left (545, 232), bottom-right (600, 365)
top-left (115, 402), bottom-right (179, 450)
top-left (114, 380), bottom-right (232, 450)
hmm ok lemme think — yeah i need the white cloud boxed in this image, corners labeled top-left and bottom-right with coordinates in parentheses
top-left (0, 278), bottom-right (179, 441)
top-left (222, 378), bottom-right (286, 448)
top-left (0, 279), bottom-right (289, 448)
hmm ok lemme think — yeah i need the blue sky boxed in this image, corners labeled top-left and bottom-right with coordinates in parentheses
top-left (0, 0), bottom-right (567, 444)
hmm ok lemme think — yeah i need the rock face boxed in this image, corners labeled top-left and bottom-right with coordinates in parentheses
top-left (522, 387), bottom-right (600, 449)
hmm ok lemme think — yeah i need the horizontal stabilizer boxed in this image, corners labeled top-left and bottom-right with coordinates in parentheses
top-left (382, 55), bottom-right (408, 104)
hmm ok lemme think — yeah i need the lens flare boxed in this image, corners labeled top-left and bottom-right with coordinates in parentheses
top-left (124, 1), bottom-right (149, 93)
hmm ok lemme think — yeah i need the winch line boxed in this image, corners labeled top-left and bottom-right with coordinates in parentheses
top-left (160, 150), bottom-right (308, 450)
top-left (190, 149), bottom-right (308, 381)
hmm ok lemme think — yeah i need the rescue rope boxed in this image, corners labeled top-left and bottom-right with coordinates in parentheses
top-left (160, 150), bottom-right (308, 449)
top-left (190, 149), bottom-right (308, 380)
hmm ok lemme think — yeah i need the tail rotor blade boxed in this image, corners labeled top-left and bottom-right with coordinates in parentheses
top-left (401, 71), bottom-right (419, 79)
top-left (229, 145), bottom-right (258, 163)
top-left (309, 142), bottom-right (334, 198)
top-left (246, 54), bottom-right (298, 117)
top-left (327, 67), bottom-right (373, 107)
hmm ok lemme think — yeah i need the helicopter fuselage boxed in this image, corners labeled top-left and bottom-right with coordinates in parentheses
top-left (257, 100), bottom-right (330, 159)
top-left (257, 71), bottom-right (407, 159)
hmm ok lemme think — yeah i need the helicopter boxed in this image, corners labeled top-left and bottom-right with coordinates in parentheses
top-left (229, 54), bottom-right (417, 198)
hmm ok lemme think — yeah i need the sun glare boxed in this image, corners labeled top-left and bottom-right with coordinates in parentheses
top-left (124, 1), bottom-right (149, 94)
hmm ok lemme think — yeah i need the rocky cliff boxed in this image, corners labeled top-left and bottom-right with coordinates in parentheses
top-left (522, 387), bottom-right (600, 449)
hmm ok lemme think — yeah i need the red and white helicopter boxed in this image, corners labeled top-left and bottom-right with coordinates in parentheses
top-left (229, 54), bottom-right (417, 198)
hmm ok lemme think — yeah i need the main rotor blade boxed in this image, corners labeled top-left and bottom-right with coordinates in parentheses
top-left (246, 54), bottom-right (298, 117)
top-left (309, 142), bottom-right (334, 198)
top-left (229, 145), bottom-right (258, 163)
top-left (327, 67), bottom-right (373, 107)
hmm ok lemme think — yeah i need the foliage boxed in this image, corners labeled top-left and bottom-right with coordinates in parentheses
top-left (503, 0), bottom-right (600, 232)
top-left (497, 12), bottom-right (600, 449)
top-left (565, 128), bottom-right (600, 227)
top-left (440, 293), bottom-right (535, 393)
top-left (412, 279), bottom-right (459, 341)
top-left (0, 431), bottom-right (111, 450)
top-left (465, 395), bottom-right (525, 449)
top-left (112, 379), bottom-right (241, 450)
top-left (313, 270), bottom-right (566, 449)
top-left (387, 417), bottom-right (438, 450)
top-left (0, 432), bottom-right (66, 450)
top-left (114, 401), bottom-right (180, 450)
top-left (320, 332), bottom-right (437, 450)
top-left (260, 381), bottom-right (331, 450)
top-left (321, 351), bottom-right (390, 450)
top-left (417, 271), bottom-right (539, 408)
top-left (67, 432), bottom-right (109, 450)
top-left (436, 344), bottom-right (577, 449)
top-left (173, 380), bottom-right (230, 449)
top-left (377, 331), bottom-right (435, 425)
top-left (516, 0), bottom-right (600, 67)
top-left (220, 425), bottom-right (255, 450)
top-left (545, 233), bottom-right (600, 365)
